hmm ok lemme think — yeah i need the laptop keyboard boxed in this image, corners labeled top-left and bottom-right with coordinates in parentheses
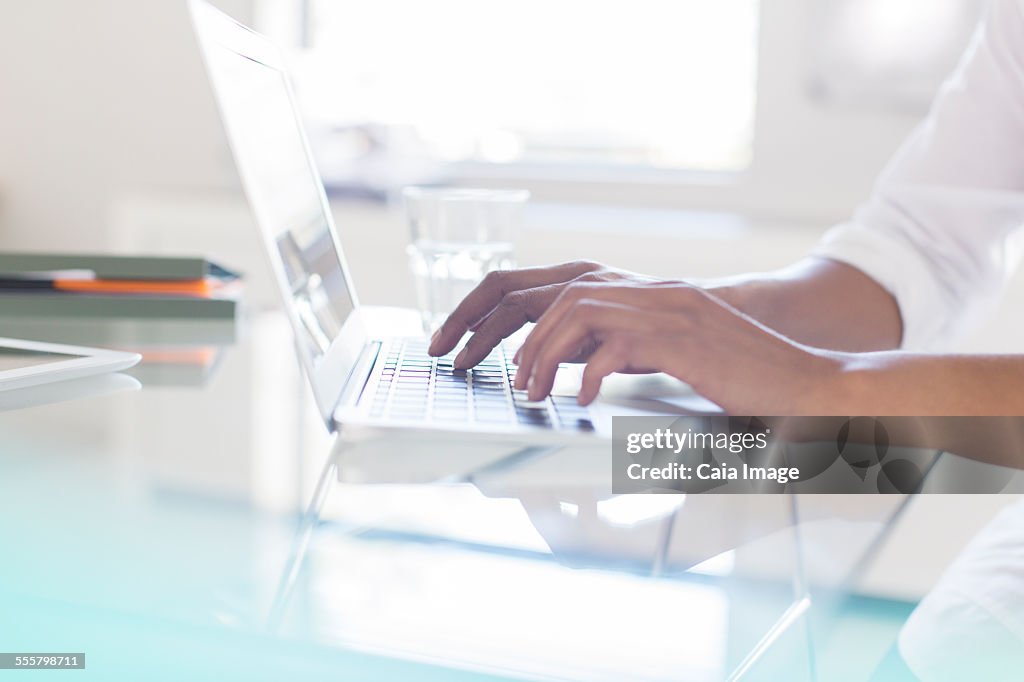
top-left (364, 339), bottom-right (594, 431)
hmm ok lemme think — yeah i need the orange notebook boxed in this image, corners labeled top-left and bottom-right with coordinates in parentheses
top-left (53, 278), bottom-right (225, 297)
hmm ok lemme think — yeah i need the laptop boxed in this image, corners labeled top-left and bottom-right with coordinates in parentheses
top-left (190, 0), bottom-right (602, 442)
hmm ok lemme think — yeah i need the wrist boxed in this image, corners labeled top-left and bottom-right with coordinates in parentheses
top-left (705, 276), bottom-right (777, 318)
top-left (800, 351), bottom-right (866, 415)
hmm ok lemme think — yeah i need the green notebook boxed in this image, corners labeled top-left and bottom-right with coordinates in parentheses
top-left (0, 252), bottom-right (239, 281)
top-left (0, 290), bottom-right (240, 319)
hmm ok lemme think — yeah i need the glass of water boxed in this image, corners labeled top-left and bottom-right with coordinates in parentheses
top-left (403, 187), bottom-right (529, 334)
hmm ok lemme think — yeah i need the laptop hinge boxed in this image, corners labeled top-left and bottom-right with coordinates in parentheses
top-left (336, 340), bottom-right (382, 414)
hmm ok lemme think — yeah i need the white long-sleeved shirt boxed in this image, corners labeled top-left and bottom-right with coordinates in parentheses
top-left (810, 2), bottom-right (1024, 676)
top-left (813, 0), bottom-right (1024, 350)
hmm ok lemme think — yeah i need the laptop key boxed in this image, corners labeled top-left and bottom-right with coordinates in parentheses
top-left (473, 387), bottom-right (507, 396)
top-left (391, 407), bottom-right (429, 416)
top-left (474, 413), bottom-right (514, 423)
top-left (434, 384), bottom-right (467, 393)
top-left (433, 397), bottom-right (469, 405)
top-left (433, 412), bottom-right (468, 421)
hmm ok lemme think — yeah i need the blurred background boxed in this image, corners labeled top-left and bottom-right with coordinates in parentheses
top-left (5, 0), bottom-right (1020, 356)
top-left (0, 4), bottom-right (1021, 673)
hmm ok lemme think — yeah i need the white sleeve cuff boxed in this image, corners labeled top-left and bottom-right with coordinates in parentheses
top-left (812, 222), bottom-right (958, 350)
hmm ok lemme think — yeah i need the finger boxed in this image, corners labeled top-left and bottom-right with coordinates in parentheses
top-left (578, 334), bottom-right (669, 404)
top-left (516, 282), bottom-right (695, 390)
top-left (428, 261), bottom-right (599, 356)
top-left (527, 301), bottom-right (676, 401)
top-left (513, 341), bottom-right (599, 365)
top-left (452, 285), bottom-right (560, 369)
top-left (578, 336), bottom-right (631, 405)
top-left (514, 281), bottom-right (613, 388)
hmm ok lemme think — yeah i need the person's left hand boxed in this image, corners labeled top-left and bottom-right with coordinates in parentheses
top-left (513, 280), bottom-right (846, 414)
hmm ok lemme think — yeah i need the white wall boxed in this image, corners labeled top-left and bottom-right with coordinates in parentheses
top-left (0, 0), bottom-right (253, 251)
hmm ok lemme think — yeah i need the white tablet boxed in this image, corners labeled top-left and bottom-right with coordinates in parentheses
top-left (0, 336), bottom-right (141, 392)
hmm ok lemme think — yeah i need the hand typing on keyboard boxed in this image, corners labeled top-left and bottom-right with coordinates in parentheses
top-left (428, 261), bottom-right (846, 415)
top-left (508, 279), bottom-right (840, 414)
top-left (427, 261), bottom-right (653, 370)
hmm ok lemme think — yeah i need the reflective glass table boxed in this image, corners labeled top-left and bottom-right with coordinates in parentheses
top-left (0, 311), bottom-right (904, 681)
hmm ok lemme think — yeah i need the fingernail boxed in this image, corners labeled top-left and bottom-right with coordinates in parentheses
top-left (428, 329), bottom-right (441, 354)
top-left (512, 348), bottom-right (521, 364)
top-left (453, 349), bottom-right (468, 369)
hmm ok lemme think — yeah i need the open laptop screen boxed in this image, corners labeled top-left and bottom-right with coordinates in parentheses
top-left (203, 35), bottom-right (355, 363)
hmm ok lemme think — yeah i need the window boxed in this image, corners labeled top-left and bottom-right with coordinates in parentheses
top-left (808, 0), bottom-right (985, 109)
top-left (273, 0), bottom-right (759, 185)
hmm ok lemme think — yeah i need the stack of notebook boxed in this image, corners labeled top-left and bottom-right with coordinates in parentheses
top-left (0, 253), bottom-right (242, 319)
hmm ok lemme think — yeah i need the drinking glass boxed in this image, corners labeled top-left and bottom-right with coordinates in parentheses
top-left (403, 187), bottom-right (529, 334)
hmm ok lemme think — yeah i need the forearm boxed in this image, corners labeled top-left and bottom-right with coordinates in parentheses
top-left (831, 353), bottom-right (1024, 417)
top-left (788, 353), bottom-right (1024, 468)
top-left (708, 257), bottom-right (903, 352)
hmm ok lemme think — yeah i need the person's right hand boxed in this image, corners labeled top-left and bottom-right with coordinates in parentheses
top-left (427, 260), bottom-right (652, 368)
